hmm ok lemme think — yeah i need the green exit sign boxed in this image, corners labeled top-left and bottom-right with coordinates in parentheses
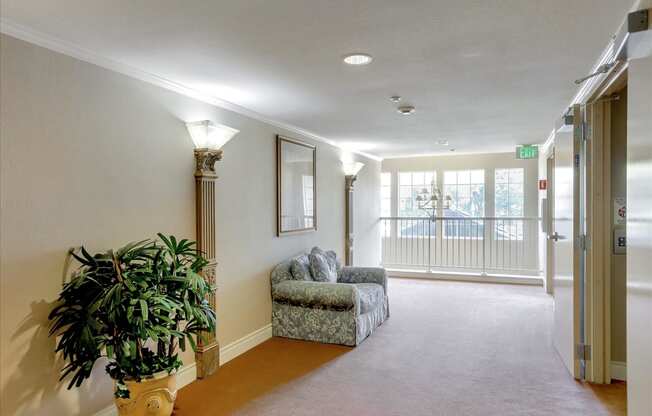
top-left (516, 145), bottom-right (538, 159)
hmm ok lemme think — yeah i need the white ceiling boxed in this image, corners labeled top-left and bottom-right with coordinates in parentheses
top-left (1, 0), bottom-right (633, 159)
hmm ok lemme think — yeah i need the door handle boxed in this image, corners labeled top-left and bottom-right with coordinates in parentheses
top-left (548, 232), bottom-right (564, 242)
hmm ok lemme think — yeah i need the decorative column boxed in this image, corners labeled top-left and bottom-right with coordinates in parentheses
top-left (186, 120), bottom-right (239, 379)
top-left (342, 159), bottom-right (364, 266)
top-left (345, 174), bottom-right (357, 266)
top-left (193, 148), bottom-right (221, 379)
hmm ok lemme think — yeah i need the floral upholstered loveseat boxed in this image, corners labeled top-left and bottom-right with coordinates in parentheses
top-left (270, 247), bottom-right (389, 346)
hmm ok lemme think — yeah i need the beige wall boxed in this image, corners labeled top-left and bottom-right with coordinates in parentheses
top-left (610, 87), bottom-right (627, 364)
top-left (0, 34), bottom-right (380, 416)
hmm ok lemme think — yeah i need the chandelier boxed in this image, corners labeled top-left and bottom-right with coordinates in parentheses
top-left (415, 180), bottom-right (452, 221)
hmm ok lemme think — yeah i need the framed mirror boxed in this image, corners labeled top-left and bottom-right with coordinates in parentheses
top-left (277, 135), bottom-right (317, 236)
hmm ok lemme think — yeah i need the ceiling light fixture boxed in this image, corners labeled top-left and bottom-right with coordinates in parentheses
top-left (389, 96), bottom-right (402, 103)
top-left (343, 53), bottom-right (373, 65)
top-left (436, 139), bottom-right (449, 146)
top-left (397, 106), bottom-right (416, 115)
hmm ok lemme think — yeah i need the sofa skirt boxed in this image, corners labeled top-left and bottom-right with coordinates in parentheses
top-left (272, 296), bottom-right (389, 347)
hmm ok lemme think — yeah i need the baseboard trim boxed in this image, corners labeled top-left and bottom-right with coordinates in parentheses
top-left (610, 361), bottom-right (627, 381)
top-left (177, 362), bottom-right (198, 388)
top-left (220, 324), bottom-right (273, 365)
top-left (93, 324), bottom-right (273, 416)
top-left (94, 403), bottom-right (118, 416)
top-left (388, 269), bottom-right (543, 286)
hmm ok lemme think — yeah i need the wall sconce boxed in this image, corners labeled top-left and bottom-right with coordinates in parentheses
top-left (187, 120), bottom-right (239, 176)
top-left (342, 161), bottom-right (365, 177)
top-left (342, 160), bottom-right (364, 266)
top-left (185, 120), bottom-right (239, 378)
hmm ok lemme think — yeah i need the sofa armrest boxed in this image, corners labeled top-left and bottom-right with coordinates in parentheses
top-left (272, 280), bottom-right (359, 312)
top-left (338, 267), bottom-right (388, 292)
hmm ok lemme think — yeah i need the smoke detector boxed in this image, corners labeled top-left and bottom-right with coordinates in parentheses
top-left (397, 106), bottom-right (416, 115)
top-left (389, 95), bottom-right (402, 103)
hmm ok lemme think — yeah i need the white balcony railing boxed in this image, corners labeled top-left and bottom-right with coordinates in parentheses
top-left (380, 216), bottom-right (540, 276)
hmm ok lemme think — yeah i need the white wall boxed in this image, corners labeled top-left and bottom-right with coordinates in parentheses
top-left (0, 34), bottom-right (380, 416)
top-left (626, 52), bottom-right (652, 416)
top-left (351, 161), bottom-right (382, 267)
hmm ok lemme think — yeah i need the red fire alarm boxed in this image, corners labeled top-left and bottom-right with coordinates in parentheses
top-left (539, 179), bottom-right (547, 190)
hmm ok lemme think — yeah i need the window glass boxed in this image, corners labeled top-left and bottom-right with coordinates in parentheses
top-left (398, 171), bottom-right (437, 217)
top-left (494, 168), bottom-right (524, 217)
top-left (398, 171), bottom-right (437, 237)
top-left (442, 170), bottom-right (485, 238)
top-left (443, 170), bottom-right (485, 217)
top-left (494, 168), bottom-right (525, 239)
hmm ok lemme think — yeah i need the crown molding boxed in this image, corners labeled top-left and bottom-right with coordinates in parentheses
top-left (381, 148), bottom-right (518, 160)
top-left (0, 18), bottom-right (383, 162)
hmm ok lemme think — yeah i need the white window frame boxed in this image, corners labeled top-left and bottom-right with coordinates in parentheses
top-left (442, 170), bottom-right (485, 239)
top-left (398, 171), bottom-right (437, 218)
top-left (443, 170), bottom-right (485, 217)
top-left (397, 171), bottom-right (437, 238)
top-left (494, 168), bottom-right (525, 240)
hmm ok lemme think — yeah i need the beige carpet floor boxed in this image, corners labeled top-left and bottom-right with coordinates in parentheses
top-left (176, 279), bottom-right (625, 415)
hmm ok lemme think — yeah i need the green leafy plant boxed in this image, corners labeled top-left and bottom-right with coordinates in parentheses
top-left (48, 234), bottom-right (216, 398)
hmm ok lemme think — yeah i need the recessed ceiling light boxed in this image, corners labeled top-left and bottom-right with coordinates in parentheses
top-left (397, 106), bottom-right (416, 115)
top-left (343, 53), bottom-right (373, 65)
top-left (436, 139), bottom-right (449, 146)
top-left (389, 95), bottom-right (402, 103)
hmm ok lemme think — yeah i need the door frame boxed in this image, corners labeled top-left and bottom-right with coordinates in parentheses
top-left (572, 1), bottom-right (650, 383)
top-left (545, 153), bottom-right (555, 294)
top-left (573, 104), bottom-right (586, 380)
top-left (583, 64), bottom-right (628, 383)
top-left (555, 3), bottom-right (648, 383)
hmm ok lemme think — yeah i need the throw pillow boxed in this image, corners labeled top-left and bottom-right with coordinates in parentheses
top-left (311, 247), bottom-right (340, 273)
top-left (326, 250), bottom-right (342, 272)
top-left (290, 254), bottom-right (312, 281)
top-left (309, 251), bottom-right (337, 282)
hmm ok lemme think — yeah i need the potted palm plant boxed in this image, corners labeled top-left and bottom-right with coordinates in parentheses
top-left (49, 234), bottom-right (216, 416)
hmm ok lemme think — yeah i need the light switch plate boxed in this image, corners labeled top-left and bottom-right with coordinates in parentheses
top-left (614, 228), bottom-right (626, 255)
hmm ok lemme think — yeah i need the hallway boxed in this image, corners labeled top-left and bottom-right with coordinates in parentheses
top-left (177, 279), bottom-right (625, 415)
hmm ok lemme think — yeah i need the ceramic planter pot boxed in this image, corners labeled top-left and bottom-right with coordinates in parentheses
top-left (115, 372), bottom-right (177, 416)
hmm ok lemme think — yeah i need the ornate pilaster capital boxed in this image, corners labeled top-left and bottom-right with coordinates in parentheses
top-left (345, 174), bottom-right (357, 191)
top-left (194, 148), bottom-right (223, 177)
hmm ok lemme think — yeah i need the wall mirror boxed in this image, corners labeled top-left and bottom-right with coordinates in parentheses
top-left (277, 135), bottom-right (316, 236)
